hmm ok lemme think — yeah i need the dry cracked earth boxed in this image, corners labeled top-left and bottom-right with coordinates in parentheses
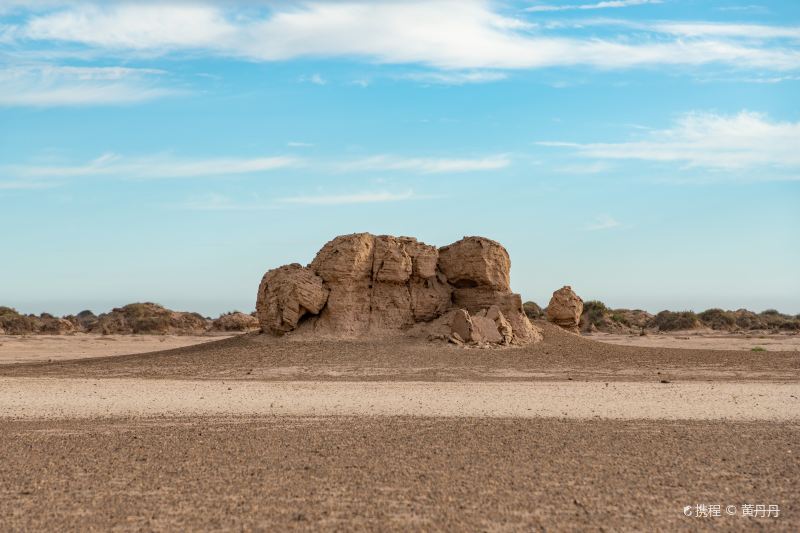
top-left (1, 321), bottom-right (798, 531)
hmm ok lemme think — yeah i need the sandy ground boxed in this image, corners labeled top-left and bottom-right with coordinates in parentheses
top-left (591, 331), bottom-right (800, 351)
top-left (1, 322), bottom-right (797, 530)
top-left (0, 333), bottom-right (234, 364)
top-left (2, 378), bottom-right (798, 421)
top-left (2, 328), bottom-right (798, 366)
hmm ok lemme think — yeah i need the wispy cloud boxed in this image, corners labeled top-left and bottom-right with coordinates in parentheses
top-left (174, 193), bottom-right (276, 211)
top-left (338, 154), bottom-right (511, 174)
top-left (402, 70), bottom-right (508, 85)
top-left (287, 141), bottom-right (314, 148)
top-left (299, 73), bottom-right (327, 85)
top-left (0, 64), bottom-right (178, 106)
top-left (0, 180), bottom-right (55, 190)
top-left (3, 2), bottom-right (799, 72)
top-left (527, 0), bottom-right (661, 13)
top-left (537, 111), bottom-right (800, 173)
top-left (650, 22), bottom-right (800, 40)
top-left (584, 214), bottom-right (621, 230)
top-left (277, 190), bottom-right (416, 206)
top-left (4, 153), bottom-right (299, 180)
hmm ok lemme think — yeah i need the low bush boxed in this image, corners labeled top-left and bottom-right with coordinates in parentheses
top-left (651, 310), bottom-right (700, 331)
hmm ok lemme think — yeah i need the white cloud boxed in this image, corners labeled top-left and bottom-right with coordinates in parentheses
top-left (5, 2), bottom-right (800, 72)
top-left (20, 4), bottom-right (236, 51)
top-left (4, 153), bottom-right (299, 180)
top-left (537, 111), bottom-right (800, 172)
top-left (527, 0), bottom-right (661, 13)
top-left (338, 154), bottom-right (511, 174)
top-left (278, 190), bottom-right (416, 205)
top-left (287, 141), bottom-right (314, 148)
top-left (584, 214), bottom-right (621, 230)
top-left (0, 64), bottom-right (177, 106)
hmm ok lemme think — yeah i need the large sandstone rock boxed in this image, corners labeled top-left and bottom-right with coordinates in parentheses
top-left (256, 263), bottom-right (329, 335)
top-left (546, 285), bottom-right (584, 333)
top-left (255, 233), bottom-right (541, 345)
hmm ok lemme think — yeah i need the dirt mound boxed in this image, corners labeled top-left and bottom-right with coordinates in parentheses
top-left (256, 234), bottom-right (540, 345)
top-left (546, 286), bottom-right (583, 333)
top-left (212, 312), bottom-right (259, 332)
top-left (92, 303), bottom-right (210, 335)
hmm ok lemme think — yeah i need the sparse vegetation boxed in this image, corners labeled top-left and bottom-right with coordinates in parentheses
top-left (751, 346), bottom-right (767, 352)
top-left (522, 301), bottom-right (543, 319)
top-left (698, 308), bottom-right (736, 330)
top-left (582, 300), bottom-right (609, 329)
top-left (651, 310), bottom-right (700, 332)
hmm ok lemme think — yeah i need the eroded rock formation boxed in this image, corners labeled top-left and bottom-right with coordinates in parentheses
top-left (255, 233), bottom-right (541, 345)
top-left (546, 285), bottom-right (584, 333)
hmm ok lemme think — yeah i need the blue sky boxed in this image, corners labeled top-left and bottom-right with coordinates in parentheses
top-left (1, 0), bottom-right (798, 316)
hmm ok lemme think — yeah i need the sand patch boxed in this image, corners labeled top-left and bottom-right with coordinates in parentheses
top-left (1, 378), bottom-right (797, 420)
top-left (0, 334), bottom-right (233, 365)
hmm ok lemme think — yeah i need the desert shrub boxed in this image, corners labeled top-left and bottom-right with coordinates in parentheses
top-left (610, 312), bottom-right (631, 326)
top-left (582, 300), bottom-right (608, 323)
top-left (698, 308), bottom-right (736, 330)
top-left (0, 306), bottom-right (20, 317)
top-left (0, 308), bottom-right (40, 334)
top-left (733, 309), bottom-right (764, 330)
top-left (651, 310), bottom-right (700, 331)
top-left (523, 301), bottom-right (543, 319)
top-left (751, 346), bottom-right (767, 352)
top-left (212, 311), bottom-right (259, 331)
top-left (758, 309), bottom-right (794, 330)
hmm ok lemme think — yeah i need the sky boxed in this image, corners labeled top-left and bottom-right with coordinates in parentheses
top-left (1, 0), bottom-right (799, 317)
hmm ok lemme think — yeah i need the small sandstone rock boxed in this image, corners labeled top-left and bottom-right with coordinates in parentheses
top-left (546, 285), bottom-right (584, 333)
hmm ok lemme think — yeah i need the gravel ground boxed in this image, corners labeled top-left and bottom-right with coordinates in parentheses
top-left (1, 416), bottom-right (797, 531)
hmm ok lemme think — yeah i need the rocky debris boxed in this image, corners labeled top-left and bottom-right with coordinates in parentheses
top-left (256, 264), bottom-right (329, 335)
top-left (546, 286), bottom-right (584, 333)
top-left (212, 312), bottom-right (260, 332)
top-left (92, 303), bottom-right (209, 335)
top-left (255, 233), bottom-right (540, 345)
top-left (39, 316), bottom-right (76, 335)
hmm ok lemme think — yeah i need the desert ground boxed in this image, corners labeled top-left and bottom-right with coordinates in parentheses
top-left (1, 322), bottom-right (798, 531)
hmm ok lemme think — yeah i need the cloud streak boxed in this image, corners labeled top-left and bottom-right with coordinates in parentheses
top-left (537, 111), bottom-right (800, 173)
top-left (0, 65), bottom-right (178, 106)
top-left (338, 155), bottom-right (511, 174)
top-left (527, 0), bottom-right (661, 13)
top-left (4, 153), bottom-right (299, 181)
top-left (277, 190), bottom-right (416, 206)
